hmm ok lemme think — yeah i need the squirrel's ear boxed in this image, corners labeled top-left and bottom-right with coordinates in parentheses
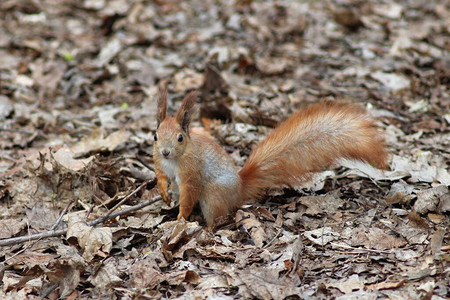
top-left (176, 91), bottom-right (198, 135)
top-left (156, 85), bottom-right (168, 128)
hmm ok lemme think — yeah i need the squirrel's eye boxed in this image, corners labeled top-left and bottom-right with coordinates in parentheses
top-left (153, 134), bottom-right (157, 141)
top-left (177, 134), bottom-right (183, 143)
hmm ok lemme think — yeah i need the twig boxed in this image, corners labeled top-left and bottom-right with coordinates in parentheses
top-left (3, 228), bottom-right (35, 264)
top-left (0, 195), bottom-right (163, 247)
top-left (105, 180), bottom-right (149, 219)
top-left (40, 282), bottom-right (59, 300)
top-left (0, 128), bottom-right (35, 134)
top-left (135, 155), bottom-right (155, 172)
top-left (0, 228), bottom-right (68, 248)
top-left (51, 197), bottom-right (75, 231)
top-left (330, 242), bottom-right (392, 254)
top-left (263, 228), bottom-right (283, 249)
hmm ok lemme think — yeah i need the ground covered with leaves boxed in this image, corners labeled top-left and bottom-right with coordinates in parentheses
top-left (0, 0), bottom-right (449, 299)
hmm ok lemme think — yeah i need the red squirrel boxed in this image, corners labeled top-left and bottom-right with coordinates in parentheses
top-left (153, 88), bottom-right (388, 227)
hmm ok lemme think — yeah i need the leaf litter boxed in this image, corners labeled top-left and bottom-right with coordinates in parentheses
top-left (0, 0), bottom-right (449, 299)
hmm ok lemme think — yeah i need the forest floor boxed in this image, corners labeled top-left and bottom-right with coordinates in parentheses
top-left (0, 0), bottom-right (449, 299)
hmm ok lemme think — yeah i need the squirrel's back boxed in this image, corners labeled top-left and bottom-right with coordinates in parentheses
top-left (239, 101), bottom-right (388, 202)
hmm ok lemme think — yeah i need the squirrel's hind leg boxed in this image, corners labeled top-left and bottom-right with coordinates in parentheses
top-left (199, 184), bottom-right (242, 228)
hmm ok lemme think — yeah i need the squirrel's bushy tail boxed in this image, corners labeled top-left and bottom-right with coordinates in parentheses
top-left (239, 102), bottom-right (388, 202)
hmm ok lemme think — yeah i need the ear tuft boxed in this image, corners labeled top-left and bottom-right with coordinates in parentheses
top-left (176, 91), bottom-right (198, 135)
top-left (156, 85), bottom-right (168, 127)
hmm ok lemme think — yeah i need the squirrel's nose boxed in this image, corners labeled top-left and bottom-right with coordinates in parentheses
top-left (162, 149), bottom-right (170, 157)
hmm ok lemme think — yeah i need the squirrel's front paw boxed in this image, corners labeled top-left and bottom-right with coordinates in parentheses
top-left (161, 191), bottom-right (172, 205)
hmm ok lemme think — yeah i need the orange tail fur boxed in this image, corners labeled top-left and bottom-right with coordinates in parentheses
top-left (239, 102), bottom-right (388, 202)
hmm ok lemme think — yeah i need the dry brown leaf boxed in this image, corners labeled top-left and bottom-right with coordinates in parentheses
top-left (52, 146), bottom-right (94, 171)
top-left (304, 227), bottom-right (340, 246)
top-left (429, 228), bottom-right (445, 257)
top-left (165, 270), bottom-right (201, 286)
top-left (46, 260), bottom-right (81, 298)
top-left (255, 56), bottom-right (290, 75)
top-left (95, 38), bottom-right (122, 67)
top-left (268, 235), bottom-right (302, 272)
top-left (414, 185), bottom-right (449, 214)
top-left (129, 257), bottom-right (164, 289)
top-left (87, 258), bottom-right (122, 290)
top-left (173, 68), bottom-right (204, 92)
top-left (236, 210), bottom-right (267, 247)
top-left (0, 219), bottom-right (27, 239)
top-left (0, 95), bottom-right (13, 120)
top-left (70, 128), bottom-right (130, 155)
top-left (365, 279), bottom-right (406, 291)
top-left (408, 210), bottom-right (429, 229)
top-left (330, 6), bottom-right (363, 31)
top-left (162, 220), bottom-right (202, 250)
top-left (120, 214), bottom-right (165, 230)
top-left (225, 267), bottom-right (301, 299)
top-left (298, 191), bottom-right (344, 215)
top-left (26, 201), bottom-right (59, 230)
top-left (66, 213), bottom-right (113, 261)
top-left (327, 274), bottom-right (364, 294)
top-left (5, 251), bottom-right (56, 269)
top-left (427, 213), bottom-right (445, 224)
top-left (251, 206), bottom-right (276, 222)
top-left (364, 228), bottom-right (406, 250)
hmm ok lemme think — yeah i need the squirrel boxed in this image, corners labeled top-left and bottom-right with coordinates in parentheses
top-left (153, 87), bottom-right (388, 228)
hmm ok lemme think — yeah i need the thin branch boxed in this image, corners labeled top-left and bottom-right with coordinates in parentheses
top-left (135, 155), bottom-right (155, 172)
top-left (105, 180), bottom-right (149, 219)
top-left (330, 242), bottom-right (392, 254)
top-left (51, 197), bottom-right (75, 231)
top-left (0, 228), bottom-right (68, 248)
top-left (263, 228), bottom-right (283, 249)
top-left (0, 195), bottom-right (163, 247)
top-left (0, 128), bottom-right (35, 134)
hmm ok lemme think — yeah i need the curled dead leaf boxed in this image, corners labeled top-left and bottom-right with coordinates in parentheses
top-left (236, 210), bottom-right (267, 248)
top-left (365, 279), bottom-right (406, 291)
top-left (70, 128), bottom-right (130, 156)
top-left (304, 227), bottom-right (340, 246)
top-left (66, 213), bottom-right (112, 261)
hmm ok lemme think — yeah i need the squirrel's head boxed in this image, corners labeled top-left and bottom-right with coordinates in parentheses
top-left (154, 87), bottom-right (197, 160)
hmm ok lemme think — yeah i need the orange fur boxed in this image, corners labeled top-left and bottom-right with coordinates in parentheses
top-left (154, 91), bottom-right (388, 227)
top-left (239, 102), bottom-right (388, 202)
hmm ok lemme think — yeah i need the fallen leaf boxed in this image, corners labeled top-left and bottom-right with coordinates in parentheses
top-left (365, 279), bottom-right (406, 291)
top-left (236, 210), bottom-right (267, 247)
top-left (173, 68), bottom-right (204, 92)
top-left (70, 128), bottom-right (130, 155)
top-left (46, 260), bottom-right (81, 298)
top-left (429, 228), bottom-right (445, 257)
top-left (414, 185), bottom-right (449, 214)
top-left (349, 227), bottom-right (407, 250)
top-left (0, 95), bottom-right (13, 120)
top-left (255, 56), bottom-right (290, 75)
top-left (298, 191), bottom-right (344, 215)
top-left (371, 71), bottom-right (410, 91)
top-left (327, 274), bottom-right (364, 294)
top-left (52, 146), bottom-right (94, 171)
top-left (95, 38), bottom-right (122, 67)
top-left (304, 227), bottom-right (340, 246)
top-left (87, 258), bottom-right (122, 289)
top-left (66, 213), bottom-right (113, 261)
top-left (0, 218), bottom-right (27, 239)
top-left (165, 270), bottom-right (201, 286)
top-left (129, 256), bottom-right (164, 289)
top-left (225, 266), bottom-right (301, 299)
